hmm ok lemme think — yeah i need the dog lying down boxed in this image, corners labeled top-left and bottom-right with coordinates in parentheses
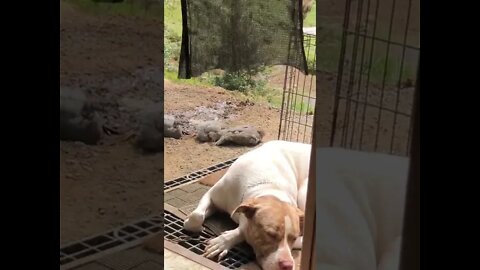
top-left (184, 142), bottom-right (410, 270)
top-left (184, 140), bottom-right (311, 270)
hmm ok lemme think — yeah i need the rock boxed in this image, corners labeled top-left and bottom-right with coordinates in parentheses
top-left (195, 121), bottom-right (226, 142)
top-left (135, 103), bottom-right (163, 153)
top-left (195, 121), bottom-right (264, 147)
top-left (60, 88), bottom-right (103, 145)
top-left (164, 126), bottom-right (182, 139)
top-left (164, 114), bottom-right (182, 139)
top-left (164, 115), bottom-right (175, 129)
top-left (215, 125), bottom-right (265, 146)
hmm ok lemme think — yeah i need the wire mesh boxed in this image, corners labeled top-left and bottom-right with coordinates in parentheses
top-left (329, 0), bottom-right (419, 156)
top-left (278, 31), bottom-right (317, 144)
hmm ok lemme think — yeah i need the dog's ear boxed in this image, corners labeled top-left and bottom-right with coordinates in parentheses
top-left (232, 199), bottom-right (258, 219)
top-left (296, 208), bottom-right (305, 236)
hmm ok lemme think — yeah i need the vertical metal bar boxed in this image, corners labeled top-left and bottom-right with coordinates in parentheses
top-left (285, 0), bottom-right (305, 142)
top-left (374, 0), bottom-right (398, 151)
top-left (342, 0), bottom-right (365, 149)
top-left (350, 0), bottom-right (372, 149)
top-left (297, 35), bottom-right (312, 143)
top-left (330, 0), bottom-right (354, 147)
top-left (358, 0), bottom-right (380, 151)
top-left (390, 0), bottom-right (413, 155)
top-left (289, 66), bottom-right (301, 141)
top-left (289, 68), bottom-right (300, 140)
top-left (285, 61), bottom-right (296, 140)
top-left (286, 30), bottom-right (301, 142)
top-left (278, 65), bottom-right (292, 140)
top-left (303, 35), bottom-right (316, 144)
top-left (278, 27), bottom-right (295, 140)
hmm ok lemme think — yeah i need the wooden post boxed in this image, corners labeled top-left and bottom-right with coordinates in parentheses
top-left (300, 87), bottom-right (319, 270)
top-left (399, 59), bottom-right (420, 270)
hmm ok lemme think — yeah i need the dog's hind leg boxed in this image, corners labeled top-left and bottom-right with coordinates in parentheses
top-left (183, 188), bottom-right (216, 232)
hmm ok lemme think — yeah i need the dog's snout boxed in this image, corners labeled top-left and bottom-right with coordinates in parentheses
top-left (278, 260), bottom-right (294, 270)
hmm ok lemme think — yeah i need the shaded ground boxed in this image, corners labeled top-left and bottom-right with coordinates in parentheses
top-left (60, 0), bottom-right (283, 245)
top-left (60, 0), bottom-right (164, 244)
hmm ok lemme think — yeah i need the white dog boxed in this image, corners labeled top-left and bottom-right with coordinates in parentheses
top-left (184, 140), bottom-right (311, 270)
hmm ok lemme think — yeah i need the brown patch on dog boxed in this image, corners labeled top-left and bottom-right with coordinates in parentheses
top-left (198, 168), bottom-right (228, 187)
top-left (233, 196), bottom-right (304, 260)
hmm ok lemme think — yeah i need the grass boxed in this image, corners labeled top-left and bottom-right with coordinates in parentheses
top-left (164, 0), bottom-right (182, 73)
top-left (273, 96), bottom-right (314, 115)
top-left (303, 1), bottom-right (316, 27)
top-left (303, 1), bottom-right (316, 73)
top-left (164, 0), bottom-right (183, 37)
top-left (246, 83), bottom-right (315, 115)
top-left (164, 70), bottom-right (212, 87)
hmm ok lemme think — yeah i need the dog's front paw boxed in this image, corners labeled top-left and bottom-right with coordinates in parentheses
top-left (204, 229), bottom-right (243, 260)
top-left (204, 235), bottom-right (231, 260)
top-left (183, 211), bottom-right (205, 232)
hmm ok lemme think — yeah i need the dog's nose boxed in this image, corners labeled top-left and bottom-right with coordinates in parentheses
top-left (278, 260), bottom-right (293, 270)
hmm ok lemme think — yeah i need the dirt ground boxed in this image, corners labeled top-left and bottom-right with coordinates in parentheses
top-left (60, 0), bottom-right (165, 244)
top-left (60, 1), bottom-right (285, 245)
top-left (163, 79), bottom-right (283, 180)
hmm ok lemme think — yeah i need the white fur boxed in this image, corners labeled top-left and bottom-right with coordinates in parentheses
top-left (184, 140), bottom-right (311, 269)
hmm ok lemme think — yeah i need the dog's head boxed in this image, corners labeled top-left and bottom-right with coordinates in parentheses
top-left (232, 196), bottom-right (304, 270)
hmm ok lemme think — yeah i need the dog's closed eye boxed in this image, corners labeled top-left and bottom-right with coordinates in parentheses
top-left (265, 230), bottom-right (281, 240)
